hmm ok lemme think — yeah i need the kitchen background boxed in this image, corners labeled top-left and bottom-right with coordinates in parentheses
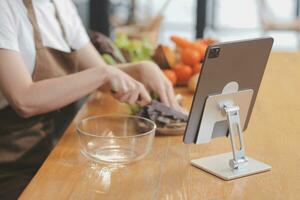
top-left (74, 0), bottom-right (300, 51)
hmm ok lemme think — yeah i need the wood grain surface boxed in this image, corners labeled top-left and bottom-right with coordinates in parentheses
top-left (20, 52), bottom-right (300, 200)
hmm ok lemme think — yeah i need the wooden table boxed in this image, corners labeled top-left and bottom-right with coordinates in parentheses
top-left (20, 52), bottom-right (300, 200)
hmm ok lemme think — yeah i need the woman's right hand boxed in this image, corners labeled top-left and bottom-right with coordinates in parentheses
top-left (102, 67), bottom-right (151, 105)
top-left (76, 43), bottom-right (151, 106)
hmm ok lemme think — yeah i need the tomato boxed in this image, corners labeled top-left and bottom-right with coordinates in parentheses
top-left (174, 64), bottom-right (193, 82)
top-left (192, 63), bottom-right (202, 74)
top-left (163, 69), bottom-right (177, 86)
top-left (181, 48), bottom-right (201, 66)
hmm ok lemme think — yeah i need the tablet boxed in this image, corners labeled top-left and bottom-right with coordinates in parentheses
top-left (183, 37), bottom-right (273, 144)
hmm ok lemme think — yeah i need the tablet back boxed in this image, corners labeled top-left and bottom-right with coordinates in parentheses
top-left (183, 37), bottom-right (273, 144)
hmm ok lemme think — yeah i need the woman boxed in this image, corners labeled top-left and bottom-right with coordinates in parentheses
top-left (0, 0), bottom-right (181, 198)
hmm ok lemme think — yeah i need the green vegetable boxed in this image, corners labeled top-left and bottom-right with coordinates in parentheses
top-left (102, 54), bottom-right (117, 65)
top-left (151, 92), bottom-right (160, 101)
top-left (128, 92), bottom-right (160, 115)
top-left (114, 33), bottom-right (154, 62)
top-left (128, 104), bottom-right (142, 115)
top-left (114, 33), bottom-right (130, 49)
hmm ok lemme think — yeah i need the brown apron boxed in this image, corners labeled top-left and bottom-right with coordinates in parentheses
top-left (0, 0), bottom-right (80, 191)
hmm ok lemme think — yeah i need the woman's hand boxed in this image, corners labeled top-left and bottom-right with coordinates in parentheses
top-left (102, 67), bottom-right (151, 105)
top-left (119, 61), bottom-right (183, 112)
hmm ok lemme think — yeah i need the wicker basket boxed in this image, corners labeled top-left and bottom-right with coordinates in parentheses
top-left (114, 15), bottom-right (164, 46)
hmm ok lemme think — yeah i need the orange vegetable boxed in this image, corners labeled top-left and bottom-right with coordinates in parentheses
top-left (181, 48), bottom-right (201, 66)
top-left (174, 64), bottom-right (193, 82)
top-left (193, 63), bottom-right (202, 74)
top-left (201, 38), bottom-right (217, 46)
top-left (192, 41), bottom-right (207, 50)
top-left (171, 36), bottom-right (213, 61)
top-left (163, 69), bottom-right (177, 86)
top-left (171, 35), bottom-right (193, 49)
top-left (192, 41), bottom-right (207, 59)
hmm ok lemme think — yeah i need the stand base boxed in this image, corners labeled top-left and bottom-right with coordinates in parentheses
top-left (191, 152), bottom-right (271, 180)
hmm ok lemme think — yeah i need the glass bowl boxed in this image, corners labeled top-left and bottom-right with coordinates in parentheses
top-left (76, 115), bottom-right (156, 164)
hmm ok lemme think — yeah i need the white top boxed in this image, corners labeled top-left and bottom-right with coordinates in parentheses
top-left (0, 0), bottom-right (90, 109)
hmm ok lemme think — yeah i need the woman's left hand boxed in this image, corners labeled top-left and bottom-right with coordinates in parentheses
top-left (119, 61), bottom-right (183, 112)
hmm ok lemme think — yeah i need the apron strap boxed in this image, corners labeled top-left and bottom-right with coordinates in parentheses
top-left (23, 0), bottom-right (71, 50)
top-left (52, 0), bottom-right (70, 47)
top-left (23, 0), bottom-right (44, 50)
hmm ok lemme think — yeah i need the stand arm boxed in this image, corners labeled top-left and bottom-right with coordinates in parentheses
top-left (223, 104), bottom-right (248, 169)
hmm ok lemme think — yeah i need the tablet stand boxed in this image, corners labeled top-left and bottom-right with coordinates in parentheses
top-left (191, 89), bottom-right (271, 180)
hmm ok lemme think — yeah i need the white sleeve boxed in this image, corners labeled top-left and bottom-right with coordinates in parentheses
top-left (0, 1), bottom-right (19, 52)
top-left (65, 0), bottom-right (90, 50)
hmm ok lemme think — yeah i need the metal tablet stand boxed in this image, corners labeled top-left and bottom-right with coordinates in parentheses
top-left (191, 89), bottom-right (271, 180)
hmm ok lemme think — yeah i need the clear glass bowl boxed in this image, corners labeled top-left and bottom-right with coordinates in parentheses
top-left (76, 115), bottom-right (156, 164)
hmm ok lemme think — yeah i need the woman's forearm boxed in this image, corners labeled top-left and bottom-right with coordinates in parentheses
top-left (14, 67), bottom-right (108, 117)
top-left (0, 48), bottom-right (111, 118)
top-left (0, 44), bottom-right (151, 118)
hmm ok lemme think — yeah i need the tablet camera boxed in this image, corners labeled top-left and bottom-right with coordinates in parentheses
top-left (208, 47), bottom-right (220, 58)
